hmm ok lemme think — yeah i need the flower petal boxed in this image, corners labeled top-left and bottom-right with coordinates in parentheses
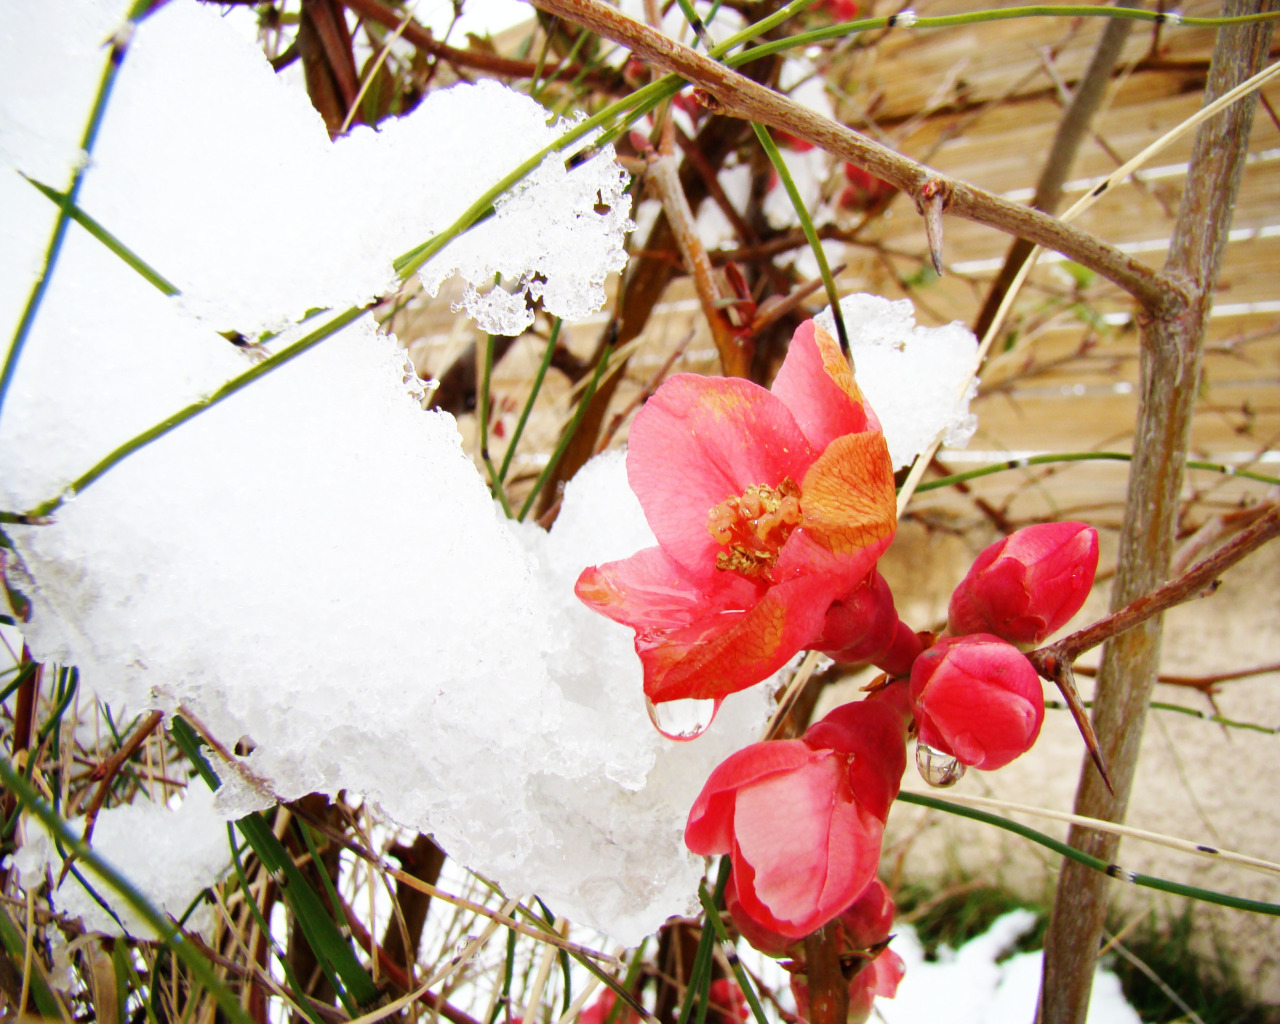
top-left (803, 697), bottom-right (908, 822)
top-left (773, 430), bottom-right (896, 581)
top-left (639, 573), bottom-right (843, 704)
top-left (626, 374), bottom-right (816, 575)
top-left (731, 755), bottom-right (882, 937)
top-left (575, 545), bottom-right (757, 632)
top-left (685, 739), bottom-right (820, 855)
top-left (770, 321), bottom-right (877, 450)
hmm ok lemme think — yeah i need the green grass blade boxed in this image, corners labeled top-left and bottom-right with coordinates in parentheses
top-left (498, 319), bottom-right (561, 483)
top-left (751, 122), bottom-right (849, 352)
top-left (0, 754), bottom-right (257, 1024)
top-left (0, 905), bottom-right (62, 1018)
top-left (25, 305), bottom-right (366, 519)
top-left (0, 21), bottom-right (132, 427)
top-left (170, 717), bottom-right (382, 1010)
top-left (897, 791), bottom-right (1280, 916)
top-left (517, 328), bottom-right (617, 521)
top-left (23, 176), bottom-right (179, 295)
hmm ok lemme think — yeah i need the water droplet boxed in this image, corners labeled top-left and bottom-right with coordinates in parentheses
top-left (646, 696), bottom-right (719, 741)
top-left (450, 935), bottom-right (480, 965)
top-left (915, 742), bottom-right (965, 787)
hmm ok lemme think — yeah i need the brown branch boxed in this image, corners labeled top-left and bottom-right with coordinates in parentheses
top-left (1038, 6), bottom-right (1278, 1022)
top-left (802, 925), bottom-right (849, 1024)
top-left (1028, 504), bottom-right (1280, 675)
top-left (1072, 659), bottom-right (1280, 694)
top-left (337, 0), bottom-right (620, 88)
top-left (529, 0), bottom-right (1189, 316)
top-left (76, 710), bottom-right (164, 843)
top-left (1026, 503), bottom-right (1280, 804)
top-left (646, 153), bottom-right (750, 376)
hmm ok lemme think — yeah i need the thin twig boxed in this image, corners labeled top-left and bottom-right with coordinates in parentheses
top-left (1028, 504), bottom-right (1280, 672)
top-left (76, 710), bottom-right (164, 842)
top-left (529, 0), bottom-right (1189, 315)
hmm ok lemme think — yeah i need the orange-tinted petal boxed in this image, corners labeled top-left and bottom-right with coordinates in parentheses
top-left (770, 321), bottom-right (876, 450)
top-left (774, 429), bottom-right (896, 581)
top-left (639, 573), bottom-right (844, 704)
top-left (626, 374), bottom-right (815, 575)
top-left (575, 546), bottom-right (758, 632)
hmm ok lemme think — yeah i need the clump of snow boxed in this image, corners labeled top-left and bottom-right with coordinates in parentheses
top-left (883, 912), bottom-right (1141, 1024)
top-left (6, 1), bottom-right (630, 337)
top-left (14, 785), bottom-right (232, 940)
top-left (817, 293), bottom-right (979, 468)
top-left (418, 140), bottom-right (633, 336)
top-left (4, 298), bottom-right (771, 942)
top-left (0, 0), bottom-right (759, 945)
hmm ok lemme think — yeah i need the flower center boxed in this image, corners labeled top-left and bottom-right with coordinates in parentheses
top-left (706, 478), bottom-right (802, 578)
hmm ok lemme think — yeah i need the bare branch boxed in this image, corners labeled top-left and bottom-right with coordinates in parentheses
top-left (530, 0), bottom-right (1190, 315)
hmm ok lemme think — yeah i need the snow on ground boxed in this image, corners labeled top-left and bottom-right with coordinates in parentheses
top-left (882, 912), bottom-right (1140, 1024)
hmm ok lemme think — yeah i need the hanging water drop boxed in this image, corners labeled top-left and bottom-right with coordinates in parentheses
top-left (916, 741), bottom-right (965, 787)
top-left (646, 695), bottom-right (720, 741)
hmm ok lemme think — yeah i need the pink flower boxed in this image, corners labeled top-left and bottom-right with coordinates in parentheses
top-left (685, 688), bottom-right (909, 939)
top-left (910, 635), bottom-right (1044, 770)
top-left (576, 321), bottom-right (896, 707)
top-left (948, 522), bottom-right (1099, 646)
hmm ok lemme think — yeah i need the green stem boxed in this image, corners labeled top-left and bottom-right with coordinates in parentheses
top-left (477, 332), bottom-right (513, 516)
top-left (517, 330), bottom-right (616, 521)
top-left (675, 858), bottom-right (732, 1024)
top-left (0, 24), bottom-right (132, 428)
top-left (499, 319), bottom-right (561, 483)
top-left (1046, 697), bottom-right (1278, 735)
top-left (913, 451), bottom-right (1280, 493)
top-left (751, 123), bottom-right (848, 353)
top-left (697, 883), bottom-right (769, 1024)
top-left (24, 176), bottom-right (179, 295)
top-left (394, 78), bottom-right (675, 280)
top-left (24, 305), bottom-right (366, 519)
top-left (897, 791), bottom-right (1280, 915)
top-left (227, 824), bottom-right (329, 1024)
top-left (729, 7), bottom-right (1280, 67)
top-left (0, 754), bottom-right (257, 1024)
top-left (170, 717), bottom-right (381, 1010)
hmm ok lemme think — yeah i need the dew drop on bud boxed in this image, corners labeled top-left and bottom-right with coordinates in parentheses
top-left (646, 696), bottom-right (719, 741)
top-left (915, 741), bottom-right (965, 787)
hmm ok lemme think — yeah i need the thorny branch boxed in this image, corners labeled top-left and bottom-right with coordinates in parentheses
top-left (530, 0), bottom-right (1190, 316)
top-left (1028, 504), bottom-right (1280, 677)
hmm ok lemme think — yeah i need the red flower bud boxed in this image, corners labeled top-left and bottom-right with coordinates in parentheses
top-left (948, 522), bottom-right (1098, 646)
top-left (909, 635), bottom-right (1044, 770)
top-left (814, 573), bottom-right (922, 677)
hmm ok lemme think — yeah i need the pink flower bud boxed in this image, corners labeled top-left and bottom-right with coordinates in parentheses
top-left (909, 635), bottom-right (1044, 770)
top-left (948, 522), bottom-right (1099, 646)
top-left (814, 573), bottom-right (923, 677)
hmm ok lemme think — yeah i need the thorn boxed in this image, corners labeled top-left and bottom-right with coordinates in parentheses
top-left (915, 177), bottom-right (953, 276)
top-left (1052, 662), bottom-right (1115, 795)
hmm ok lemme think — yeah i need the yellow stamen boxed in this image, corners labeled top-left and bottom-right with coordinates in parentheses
top-left (706, 479), bottom-right (801, 577)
